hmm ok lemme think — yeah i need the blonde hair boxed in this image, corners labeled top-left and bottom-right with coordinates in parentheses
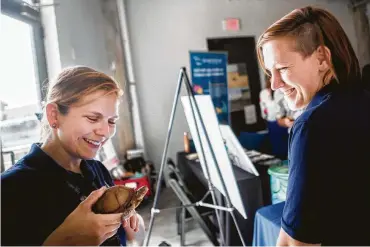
top-left (257, 6), bottom-right (360, 85)
top-left (41, 66), bottom-right (123, 142)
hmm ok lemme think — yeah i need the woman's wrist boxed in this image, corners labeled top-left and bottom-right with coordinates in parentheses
top-left (43, 224), bottom-right (70, 246)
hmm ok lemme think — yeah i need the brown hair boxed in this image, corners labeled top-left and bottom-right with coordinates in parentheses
top-left (257, 6), bottom-right (360, 85)
top-left (265, 74), bottom-right (272, 89)
top-left (40, 66), bottom-right (123, 142)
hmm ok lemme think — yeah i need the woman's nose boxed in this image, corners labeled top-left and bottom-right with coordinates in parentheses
top-left (95, 122), bottom-right (110, 137)
top-left (271, 72), bottom-right (285, 91)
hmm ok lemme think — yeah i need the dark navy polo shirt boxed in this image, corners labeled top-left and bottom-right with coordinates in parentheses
top-left (1, 144), bottom-right (126, 246)
top-left (282, 82), bottom-right (370, 245)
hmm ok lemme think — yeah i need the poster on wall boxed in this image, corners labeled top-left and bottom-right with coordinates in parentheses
top-left (189, 51), bottom-right (229, 124)
top-left (227, 63), bottom-right (252, 112)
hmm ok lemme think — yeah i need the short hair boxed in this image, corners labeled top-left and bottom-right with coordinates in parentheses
top-left (257, 6), bottom-right (361, 85)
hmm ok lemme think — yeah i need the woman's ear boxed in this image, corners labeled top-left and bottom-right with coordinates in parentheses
top-left (316, 46), bottom-right (335, 84)
top-left (316, 45), bottom-right (331, 72)
top-left (45, 103), bottom-right (59, 128)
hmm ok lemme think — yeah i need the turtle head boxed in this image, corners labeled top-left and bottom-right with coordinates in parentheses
top-left (133, 186), bottom-right (148, 208)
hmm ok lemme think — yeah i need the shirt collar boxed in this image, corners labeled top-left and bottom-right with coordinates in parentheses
top-left (25, 143), bottom-right (96, 181)
top-left (306, 82), bottom-right (339, 109)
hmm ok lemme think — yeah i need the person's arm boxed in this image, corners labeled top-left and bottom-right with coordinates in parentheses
top-left (279, 121), bottom-right (323, 246)
top-left (1, 175), bottom-right (50, 246)
top-left (125, 213), bottom-right (146, 245)
top-left (277, 228), bottom-right (321, 246)
top-left (96, 160), bottom-right (146, 243)
top-left (44, 187), bottom-right (123, 246)
top-left (276, 117), bottom-right (294, 128)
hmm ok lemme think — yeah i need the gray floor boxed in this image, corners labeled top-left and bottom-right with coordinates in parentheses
top-left (136, 187), bottom-right (213, 246)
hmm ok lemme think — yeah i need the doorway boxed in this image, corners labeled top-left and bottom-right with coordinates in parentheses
top-left (207, 37), bottom-right (265, 136)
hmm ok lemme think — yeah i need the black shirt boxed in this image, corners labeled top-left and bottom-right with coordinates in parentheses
top-left (282, 83), bottom-right (370, 245)
top-left (1, 143), bottom-right (126, 246)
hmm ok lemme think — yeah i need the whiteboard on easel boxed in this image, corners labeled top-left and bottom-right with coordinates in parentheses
top-left (181, 95), bottom-right (247, 219)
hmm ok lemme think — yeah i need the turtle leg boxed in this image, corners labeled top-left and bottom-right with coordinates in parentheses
top-left (122, 205), bottom-right (135, 220)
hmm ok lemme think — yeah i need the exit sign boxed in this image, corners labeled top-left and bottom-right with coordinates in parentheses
top-left (222, 18), bottom-right (241, 31)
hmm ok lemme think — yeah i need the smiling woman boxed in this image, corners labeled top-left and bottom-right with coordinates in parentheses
top-left (40, 67), bottom-right (122, 142)
top-left (255, 6), bottom-right (370, 246)
top-left (1, 66), bottom-right (144, 246)
top-left (256, 7), bottom-right (360, 110)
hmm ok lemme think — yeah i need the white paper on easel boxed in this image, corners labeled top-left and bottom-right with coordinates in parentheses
top-left (219, 124), bottom-right (259, 176)
top-left (181, 95), bottom-right (247, 219)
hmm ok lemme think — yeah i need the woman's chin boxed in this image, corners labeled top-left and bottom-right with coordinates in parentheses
top-left (285, 94), bottom-right (306, 111)
top-left (286, 98), bottom-right (299, 111)
top-left (78, 150), bottom-right (99, 160)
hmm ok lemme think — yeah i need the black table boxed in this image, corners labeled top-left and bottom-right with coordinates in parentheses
top-left (177, 152), bottom-right (265, 246)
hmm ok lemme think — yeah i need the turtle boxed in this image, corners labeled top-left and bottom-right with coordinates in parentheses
top-left (93, 185), bottom-right (149, 219)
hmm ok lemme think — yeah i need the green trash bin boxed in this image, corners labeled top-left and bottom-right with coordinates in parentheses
top-left (268, 163), bottom-right (289, 204)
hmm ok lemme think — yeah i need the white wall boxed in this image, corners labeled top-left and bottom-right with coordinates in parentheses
top-left (53, 0), bottom-right (111, 74)
top-left (125, 0), bottom-right (358, 167)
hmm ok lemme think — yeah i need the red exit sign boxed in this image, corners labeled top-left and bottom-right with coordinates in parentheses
top-left (222, 18), bottom-right (241, 31)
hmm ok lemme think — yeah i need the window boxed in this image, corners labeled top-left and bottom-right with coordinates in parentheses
top-left (1, 0), bottom-right (47, 172)
top-left (1, 14), bottom-right (39, 109)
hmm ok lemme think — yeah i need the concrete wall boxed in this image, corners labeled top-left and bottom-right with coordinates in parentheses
top-left (53, 0), bottom-right (111, 73)
top-left (125, 0), bottom-right (358, 167)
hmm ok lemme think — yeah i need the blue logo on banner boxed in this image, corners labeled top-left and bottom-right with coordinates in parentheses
top-left (189, 51), bottom-right (229, 124)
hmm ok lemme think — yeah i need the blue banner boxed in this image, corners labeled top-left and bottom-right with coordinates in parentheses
top-left (189, 51), bottom-right (229, 124)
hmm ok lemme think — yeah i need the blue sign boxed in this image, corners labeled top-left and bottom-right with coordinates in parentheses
top-left (189, 51), bottom-right (229, 124)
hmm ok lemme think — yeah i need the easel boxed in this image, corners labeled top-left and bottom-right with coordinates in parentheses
top-left (143, 67), bottom-right (246, 246)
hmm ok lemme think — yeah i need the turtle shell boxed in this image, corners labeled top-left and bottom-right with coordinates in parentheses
top-left (93, 185), bottom-right (135, 214)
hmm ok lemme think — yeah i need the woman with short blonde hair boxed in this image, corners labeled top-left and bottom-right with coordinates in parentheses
top-left (257, 6), bottom-right (370, 246)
